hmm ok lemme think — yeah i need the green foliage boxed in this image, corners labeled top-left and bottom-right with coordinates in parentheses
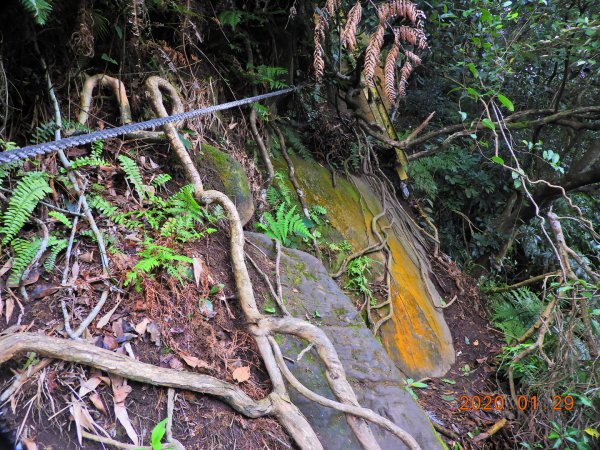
top-left (150, 418), bottom-right (168, 450)
top-left (151, 173), bottom-right (172, 187)
top-left (0, 172), bottom-right (52, 244)
top-left (345, 256), bottom-right (375, 302)
top-left (257, 203), bottom-right (311, 246)
top-left (118, 155), bottom-right (147, 200)
top-left (19, 0), bottom-right (53, 25)
top-left (266, 172), bottom-right (292, 207)
top-left (48, 211), bottom-right (73, 228)
top-left (43, 236), bottom-right (68, 272)
top-left (488, 287), bottom-right (543, 343)
top-left (246, 64), bottom-right (288, 89)
top-left (7, 237), bottom-right (42, 286)
top-left (280, 126), bottom-right (311, 159)
top-left (0, 139), bottom-right (23, 183)
top-left (125, 241), bottom-right (193, 292)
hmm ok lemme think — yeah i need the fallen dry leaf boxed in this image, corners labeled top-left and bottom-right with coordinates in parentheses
top-left (147, 322), bottom-right (161, 347)
top-left (21, 437), bottom-right (38, 450)
top-left (89, 393), bottom-right (108, 416)
top-left (0, 259), bottom-right (12, 277)
top-left (79, 252), bottom-right (94, 263)
top-left (134, 318), bottom-right (150, 335)
top-left (96, 297), bottom-right (122, 329)
top-left (79, 377), bottom-right (102, 398)
top-left (5, 296), bottom-right (14, 324)
top-left (180, 353), bottom-right (212, 370)
top-left (232, 366), bottom-right (251, 383)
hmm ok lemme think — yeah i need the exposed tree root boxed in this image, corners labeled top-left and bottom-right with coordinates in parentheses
top-left (0, 332), bottom-right (274, 417)
top-left (268, 337), bottom-right (421, 450)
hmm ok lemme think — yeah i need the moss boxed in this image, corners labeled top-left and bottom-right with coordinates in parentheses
top-left (200, 144), bottom-right (251, 197)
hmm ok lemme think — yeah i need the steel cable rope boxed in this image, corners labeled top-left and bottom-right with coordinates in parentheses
top-left (0, 86), bottom-right (300, 165)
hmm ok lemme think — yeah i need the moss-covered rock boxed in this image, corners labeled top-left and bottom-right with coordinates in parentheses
top-left (198, 144), bottom-right (254, 226)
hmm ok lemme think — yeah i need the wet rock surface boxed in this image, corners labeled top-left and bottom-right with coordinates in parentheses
top-left (246, 232), bottom-right (444, 450)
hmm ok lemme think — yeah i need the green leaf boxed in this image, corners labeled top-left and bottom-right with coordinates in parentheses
top-left (441, 378), bottom-right (456, 385)
top-left (441, 395), bottom-right (456, 401)
top-left (497, 94), bottom-right (515, 112)
top-left (101, 53), bottom-right (118, 65)
top-left (481, 118), bottom-right (496, 130)
top-left (150, 418), bottom-right (168, 450)
top-left (491, 156), bottom-right (504, 165)
top-left (466, 87), bottom-right (480, 99)
top-left (411, 381), bottom-right (429, 389)
top-left (467, 63), bottom-right (479, 79)
top-left (458, 111), bottom-right (467, 121)
top-left (20, 0), bottom-right (53, 25)
top-left (264, 306), bottom-right (276, 314)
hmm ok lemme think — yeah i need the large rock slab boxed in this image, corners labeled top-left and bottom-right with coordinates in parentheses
top-left (246, 232), bottom-right (444, 450)
top-left (198, 144), bottom-right (254, 226)
top-left (273, 154), bottom-right (454, 378)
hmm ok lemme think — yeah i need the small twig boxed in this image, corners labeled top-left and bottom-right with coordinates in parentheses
top-left (0, 357), bottom-right (52, 403)
top-left (296, 343), bottom-right (314, 362)
top-left (473, 418), bottom-right (507, 442)
top-left (435, 295), bottom-right (457, 310)
top-left (431, 422), bottom-right (460, 441)
top-left (245, 252), bottom-right (290, 316)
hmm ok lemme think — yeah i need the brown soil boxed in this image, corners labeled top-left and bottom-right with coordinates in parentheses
top-left (416, 258), bottom-right (514, 449)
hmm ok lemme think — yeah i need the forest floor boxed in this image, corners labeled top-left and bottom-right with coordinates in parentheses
top-left (1, 140), bottom-right (507, 450)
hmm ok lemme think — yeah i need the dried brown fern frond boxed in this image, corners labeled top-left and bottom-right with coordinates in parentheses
top-left (397, 61), bottom-right (414, 97)
top-left (384, 34), bottom-right (400, 102)
top-left (341, 1), bottom-right (362, 52)
top-left (363, 24), bottom-right (385, 87)
top-left (377, 3), bottom-right (390, 23)
top-left (404, 49), bottom-right (422, 66)
top-left (397, 25), bottom-right (427, 48)
top-left (389, 0), bottom-right (426, 24)
top-left (313, 15), bottom-right (326, 81)
top-left (324, 0), bottom-right (341, 19)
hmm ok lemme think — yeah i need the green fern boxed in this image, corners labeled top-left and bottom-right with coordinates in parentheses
top-left (151, 173), bottom-right (172, 187)
top-left (19, 0), bottom-right (53, 25)
top-left (489, 287), bottom-right (543, 343)
top-left (7, 237), bottom-right (42, 286)
top-left (0, 140), bottom-right (23, 183)
top-left (280, 126), bottom-right (311, 159)
top-left (257, 203), bottom-right (311, 246)
top-left (0, 172), bottom-right (52, 245)
top-left (266, 172), bottom-right (292, 207)
top-left (118, 155), bottom-right (147, 200)
top-left (125, 241), bottom-right (193, 291)
top-left (43, 236), bottom-right (68, 271)
top-left (48, 211), bottom-right (72, 228)
top-left (65, 156), bottom-right (109, 171)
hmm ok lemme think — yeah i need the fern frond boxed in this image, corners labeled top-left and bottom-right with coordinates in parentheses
top-left (341, 1), bottom-right (362, 52)
top-left (67, 156), bottom-right (109, 170)
top-left (118, 155), bottom-right (146, 200)
top-left (384, 35), bottom-right (400, 102)
top-left (48, 211), bottom-right (73, 228)
top-left (43, 236), bottom-right (68, 271)
top-left (398, 61), bottom-right (414, 97)
top-left (0, 172), bottom-right (52, 245)
top-left (396, 25), bottom-right (427, 49)
top-left (280, 126), bottom-right (311, 159)
top-left (20, 0), bottom-right (53, 25)
top-left (7, 237), bottom-right (42, 286)
top-left (389, 0), bottom-right (426, 24)
top-left (363, 24), bottom-right (385, 87)
top-left (151, 173), bottom-right (172, 187)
